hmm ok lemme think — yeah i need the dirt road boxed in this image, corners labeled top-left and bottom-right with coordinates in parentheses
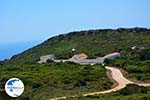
top-left (49, 66), bottom-right (150, 100)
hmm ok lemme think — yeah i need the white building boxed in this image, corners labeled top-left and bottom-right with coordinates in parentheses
top-left (104, 52), bottom-right (120, 59)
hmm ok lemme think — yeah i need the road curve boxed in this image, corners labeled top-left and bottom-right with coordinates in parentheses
top-left (49, 66), bottom-right (150, 100)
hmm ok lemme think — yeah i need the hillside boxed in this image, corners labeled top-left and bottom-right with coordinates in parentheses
top-left (0, 27), bottom-right (150, 100)
top-left (5, 27), bottom-right (150, 64)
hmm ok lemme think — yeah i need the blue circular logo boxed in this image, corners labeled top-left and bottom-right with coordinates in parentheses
top-left (5, 78), bottom-right (24, 97)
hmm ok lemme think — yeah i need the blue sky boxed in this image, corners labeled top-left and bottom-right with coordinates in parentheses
top-left (0, 0), bottom-right (150, 44)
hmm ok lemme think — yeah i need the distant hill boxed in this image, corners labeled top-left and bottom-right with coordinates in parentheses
top-left (6, 27), bottom-right (150, 64)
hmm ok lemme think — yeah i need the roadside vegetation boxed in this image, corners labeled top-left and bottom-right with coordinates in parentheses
top-left (67, 84), bottom-right (150, 100)
top-left (104, 47), bottom-right (150, 82)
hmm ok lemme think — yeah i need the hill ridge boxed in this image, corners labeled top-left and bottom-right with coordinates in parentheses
top-left (5, 27), bottom-right (150, 64)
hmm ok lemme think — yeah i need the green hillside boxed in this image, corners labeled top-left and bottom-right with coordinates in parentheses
top-left (6, 27), bottom-right (150, 64)
top-left (0, 27), bottom-right (150, 100)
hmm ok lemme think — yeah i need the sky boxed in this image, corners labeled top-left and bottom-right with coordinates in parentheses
top-left (0, 0), bottom-right (150, 44)
top-left (0, 0), bottom-right (150, 60)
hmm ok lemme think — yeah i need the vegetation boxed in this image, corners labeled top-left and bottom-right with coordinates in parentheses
top-left (0, 63), bottom-right (112, 100)
top-left (67, 84), bottom-right (150, 100)
top-left (0, 27), bottom-right (150, 99)
top-left (104, 49), bottom-right (150, 82)
top-left (5, 27), bottom-right (150, 64)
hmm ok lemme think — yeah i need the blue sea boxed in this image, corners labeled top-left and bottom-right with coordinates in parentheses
top-left (0, 40), bottom-right (43, 61)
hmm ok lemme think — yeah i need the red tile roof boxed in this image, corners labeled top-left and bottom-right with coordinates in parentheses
top-left (76, 53), bottom-right (88, 59)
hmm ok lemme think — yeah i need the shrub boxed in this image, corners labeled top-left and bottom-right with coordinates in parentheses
top-left (119, 84), bottom-right (150, 95)
top-left (20, 96), bottom-right (30, 100)
top-left (46, 59), bottom-right (54, 63)
top-left (74, 80), bottom-right (87, 87)
top-left (32, 82), bottom-right (41, 89)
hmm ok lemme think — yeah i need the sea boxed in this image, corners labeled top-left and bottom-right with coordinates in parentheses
top-left (0, 40), bottom-right (43, 61)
